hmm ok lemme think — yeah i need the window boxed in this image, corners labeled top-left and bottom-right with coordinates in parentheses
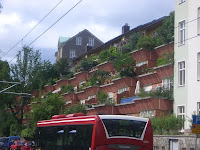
top-left (76, 37), bottom-right (82, 45)
top-left (118, 87), bottom-right (128, 94)
top-left (198, 8), bottom-right (200, 35)
top-left (144, 85), bottom-right (152, 92)
top-left (80, 100), bottom-right (85, 104)
top-left (197, 102), bottom-right (200, 115)
top-left (65, 100), bottom-right (72, 105)
top-left (140, 110), bottom-right (154, 118)
top-left (88, 95), bottom-right (95, 100)
top-left (162, 78), bottom-right (173, 90)
top-left (178, 61), bottom-right (185, 86)
top-left (177, 106), bottom-right (185, 120)
top-left (88, 37), bottom-right (94, 46)
top-left (178, 20), bottom-right (186, 46)
top-left (179, 0), bottom-right (185, 4)
top-left (154, 146), bottom-right (159, 150)
top-left (136, 61), bottom-right (147, 67)
top-left (70, 50), bottom-right (76, 58)
top-left (197, 53), bottom-right (200, 80)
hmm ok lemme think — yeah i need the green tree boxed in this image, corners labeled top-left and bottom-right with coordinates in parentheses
top-left (137, 36), bottom-right (157, 50)
top-left (54, 57), bottom-right (72, 77)
top-left (122, 32), bottom-right (142, 52)
top-left (98, 47), bottom-right (120, 63)
top-left (155, 12), bottom-right (174, 45)
top-left (114, 53), bottom-right (136, 77)
top-left (97, 91), bottom-right (108, 104)
top-left (65, 103), bottom-right (86, 114)
top-left (79, 58), bottom-right (98, 71)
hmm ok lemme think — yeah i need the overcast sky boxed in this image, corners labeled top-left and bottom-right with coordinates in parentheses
top-left (0, 0), bottom-right (174, 63)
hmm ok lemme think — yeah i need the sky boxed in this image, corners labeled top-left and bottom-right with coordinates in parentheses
top-left (0, 0), bottom-right (174, 63)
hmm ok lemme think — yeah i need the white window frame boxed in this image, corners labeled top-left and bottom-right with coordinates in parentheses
top-left (70, 50), bottom-right (76, 58)
top-left (76, 37), bottom-right (82, 45)
top-left (197, 102), bottom-right (200, 115)
top-left (178, 61), bottom-right (186, 87)
top-left (177, 105), bottom-right (185, 129)
top-left (65, 100), bottom-right (72, 105)
top-left (162, 78), bottom-right (173, 90)
top-left (143, 85), bottom-right (152, 92)
top-left (140, 110), bottom-right (154, 118)
top-left (178, 20), bottom-right (186, 46)
top-left (179, 0), bottom-right (185, 4)
top-left (88, 95), bottom-right (95, 100)
top-left (88, 37), bottom-right (94, 46)
top-left (136, 61), bottom-right (147, 67)
top-left (197, 53), bottom-right (200, 81)
top-left (118, 87), bottom-right (128, 94)
top-left (198, 7), bottom-right (200, 35)
top-left (80, 99), bottom-right (86, 104)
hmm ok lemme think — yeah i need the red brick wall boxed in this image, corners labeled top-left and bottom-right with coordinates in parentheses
top-left (155, 65), bottom-right (173, 79)
top-left (97, 62), bottom-right (115, 73)
top-left (32, 90), bottom-right (40, 98)
top-left (155, 42), bottom-right (174, 57)
top-left (139, 73), bottom-right (161, 86)
top-left (43, 85), bottom-right (54, 93)
top-left (54, 80), bottom-right (68, 90)
top-left (63, 93), bottom-right (79, 104)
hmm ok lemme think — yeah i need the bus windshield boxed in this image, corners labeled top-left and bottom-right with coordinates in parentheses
top-left (37, 124), bottom-right (93, 150)
top-left (102, 119), bottom-right (147, 139)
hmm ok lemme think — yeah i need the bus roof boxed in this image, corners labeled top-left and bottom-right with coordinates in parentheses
top-left (37, 114), bottom-right (149, 127)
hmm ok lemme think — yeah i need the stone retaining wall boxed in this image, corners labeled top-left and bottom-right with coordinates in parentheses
top-left (154, 135), bottom-right (200, 150)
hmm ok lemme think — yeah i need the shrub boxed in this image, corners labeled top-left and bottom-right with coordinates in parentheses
top-left (137, 36), bottom-right (157, 50)
top-left (61, 85), bottom-right (74, 94)
top-left (97, 91), bottom-right (108, 104)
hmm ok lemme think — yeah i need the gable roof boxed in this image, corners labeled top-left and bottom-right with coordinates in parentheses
top-left (58, 29), bottom-right (103, 48)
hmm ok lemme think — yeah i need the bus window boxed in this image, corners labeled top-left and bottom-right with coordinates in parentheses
top-left (65, 125), bottom-right (93, 150)
top-left (102, 119), bottom-right (147, 139)
top-left (38, 125), bottom-right (93, 150)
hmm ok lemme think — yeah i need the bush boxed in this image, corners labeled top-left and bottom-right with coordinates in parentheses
top-left (137, 36), bottom-right (157, 50)
top-left (97, 91), bottom-right (108, 104)
top-left (61, 85), bottom-right (74, 93)
top-left (65, 104), bottom-right (86, 114)
top-left (157, 52), bottom-right (174, 66)
top-left (151, 114), bottom-right (184, 135)
top-left (80, 58), bottom-right (98, 71)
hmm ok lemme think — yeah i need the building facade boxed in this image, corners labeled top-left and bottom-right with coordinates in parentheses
top-left (174, 0), bottom-right (200, 131)
top-left (55, 29), bottom-right (103, 65)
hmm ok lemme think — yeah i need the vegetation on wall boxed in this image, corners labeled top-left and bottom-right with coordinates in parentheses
top-left (151, 114), bottom-right (184, 135)
top-left (61, 85), bottom-right (74, 94)
top-left (97, 91), bottom-right (109, 104)
top-left (157, 52), bottom-right (174, 66)
top-left (138, 87), bottom-right (174, 100)
top-left (65, 103), bottom-right (86, 115)
top-left (137, 36), bottom-right (157, 50)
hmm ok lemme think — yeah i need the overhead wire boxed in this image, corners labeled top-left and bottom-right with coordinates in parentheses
top-left (8, 0), bottom-right (83, 64)
top-left (0, 0), bottom-right (64, 60)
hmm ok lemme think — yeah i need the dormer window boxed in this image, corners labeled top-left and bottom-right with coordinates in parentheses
top-left (88, 37), bottom-right (94, 46)
top-left (76, 37), bottom-right (82, 45)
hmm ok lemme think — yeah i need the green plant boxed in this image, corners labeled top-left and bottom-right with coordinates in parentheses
top-left (137, 36), bottom-right (157, 50)
top-left (65, 103), bottom-right (86, 114)
top-left (122, 32), bottom-right (143, 52)
top-left (138, 87), bottom-right (173, 100)
top-left (157, 52), bottom-right (174, 66)
top-left (98, 46), bottom-right (120, 63)
top-left (97, 91), bottom-right (108, 104)
top-left (151, 114), bottom-right (184, 135)
top-left (80, 58), bottom-right (98, 71)
top-left (61, 85), bottom-right (74, 94)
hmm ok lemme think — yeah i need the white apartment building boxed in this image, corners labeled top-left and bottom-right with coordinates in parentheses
top-left (174, 0), bottom-right (200, 131)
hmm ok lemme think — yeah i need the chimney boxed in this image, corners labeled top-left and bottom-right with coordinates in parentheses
top-left (122, 23), bottom-right (130, 34)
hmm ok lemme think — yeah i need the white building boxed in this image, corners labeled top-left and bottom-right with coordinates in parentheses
top-left (174, 0), bottom-right (200, 131)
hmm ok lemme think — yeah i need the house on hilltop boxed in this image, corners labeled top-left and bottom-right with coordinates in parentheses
top-left (55, 29), bottom-right (103, 65)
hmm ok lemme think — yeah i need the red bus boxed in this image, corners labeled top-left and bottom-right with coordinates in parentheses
top-left (36, 113), bottom-right (153, 150)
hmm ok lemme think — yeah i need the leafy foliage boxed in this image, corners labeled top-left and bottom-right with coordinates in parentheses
top-left (157, 52), bottom-right (174, 66)
top-left (138, 87), bottom-right (173, 100)
top-left (32, 93), bottom-right (65, 122)
top-left (122, 32), bottom-right (142, 52)
top-left (54, 57), bottom-right (71, 77)
top-left (98, 46), bottom-right (120, 63)
top-left (97, 91), bottom-right (108, 104)
top-left (151, 114), bottom-right (184, 135)
top-left (61, 85), bottom-right (74, 94)
top-left (137, 36), bottom-right (157, 50)
top-left (114, 53), bottom-right (136, 77)
top-left (65, 104), bottom-right (86, 114)
top-left (155, 12), bottom-right (174, 46)
top-left (79, 58), bottom-right (98, 71)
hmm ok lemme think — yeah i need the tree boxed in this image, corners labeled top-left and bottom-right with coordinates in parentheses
top-left (98, 47), bottom-right (120, 63)
top-left (137, 36), bottom-right (157, 50)
top-left (65, 103), bottom-right (86, 114)
top-left (114, 53), bottom-right (136, 77)
top-left (54, 57), bottom-right (71, 77)
top-left (8, 46), bottom-right (42, 133)
top-left (155, 12), bottom-right (174, 45)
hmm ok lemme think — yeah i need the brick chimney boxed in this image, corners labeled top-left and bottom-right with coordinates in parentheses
top-left (122, 23), bottom-right (130, 34)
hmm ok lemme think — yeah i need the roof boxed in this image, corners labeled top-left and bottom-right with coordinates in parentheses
top-left (58, 29), bottom-right (103, 48)
top-left (58, 37), bottom-right (70, 44)
top-left (73, 16), bottom-right (168, 62)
